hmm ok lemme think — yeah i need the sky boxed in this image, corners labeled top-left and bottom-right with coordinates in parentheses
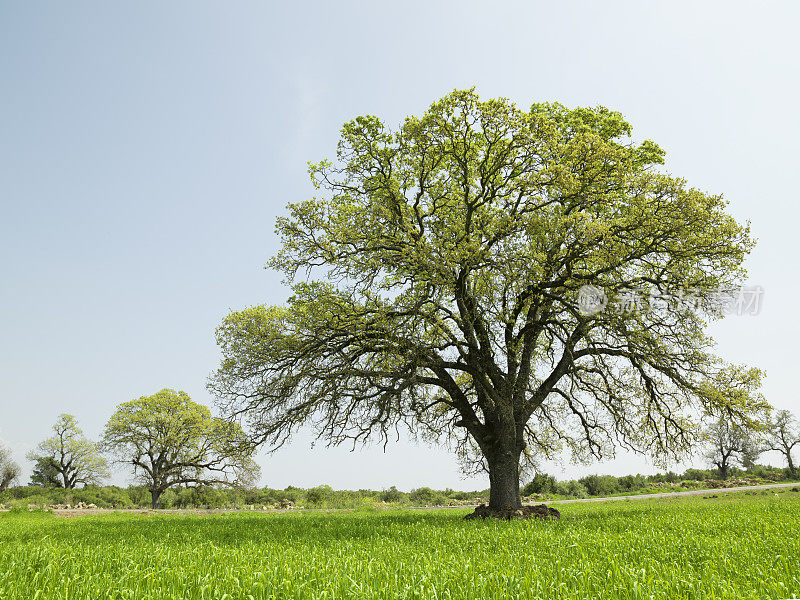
top-left (1, 1), bottom-right (799, 491)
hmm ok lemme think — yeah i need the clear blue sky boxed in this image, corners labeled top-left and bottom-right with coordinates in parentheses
top-left (2, 1), bottom-right (798, 490)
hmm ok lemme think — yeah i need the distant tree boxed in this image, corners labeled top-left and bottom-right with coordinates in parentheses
top-left (101, 389), bottom-right (260, 509)
top-left (764, 409), bottom-right (800, 476)
top-left (305, 484), bottom-right (334, 505)
top-left (704, 418), bottom-right (758, 479)
top-left (579, 474), bottom-right (620, 496)
top-left (29, 456), bottom-right (63, 488)
top-left (27, 414), bottom-right (109, 489)
top-left (210, 89), bottom-right (767, 515)
top-left (380, 486), bottom-right (403, 503)
top-left (0, 444), bottom-right (20, 491)
top-left (739, 436), bottom-right (762, 471)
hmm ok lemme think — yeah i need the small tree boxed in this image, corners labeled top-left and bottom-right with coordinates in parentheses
top-left (27, 414), bottom-right (109, 489)
top-left (739, 437), bottom-right (762, 471)
top-left (764, 409), bottom-right (800, 476)
top-left (102, 389), bottom-right (260, 508)
top-left (0, 444), bottom-right (20, 491)
top-left (29, 456), bottom-right (64, 488)
top-left (704, 418), bottom-right (758, 479)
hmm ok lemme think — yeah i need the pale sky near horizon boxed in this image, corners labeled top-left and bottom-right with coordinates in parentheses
top-left (1, 1), bottom-right (799, 491)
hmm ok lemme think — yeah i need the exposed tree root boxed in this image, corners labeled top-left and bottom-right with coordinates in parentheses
top-left (464, 503), bottom-right (561, 521)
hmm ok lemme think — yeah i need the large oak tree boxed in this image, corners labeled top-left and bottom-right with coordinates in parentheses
top-left (210, 90), bottom-right (766, 513)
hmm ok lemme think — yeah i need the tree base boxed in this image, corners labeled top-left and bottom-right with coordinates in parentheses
top-left (464, 503), bottom-right (560, 521)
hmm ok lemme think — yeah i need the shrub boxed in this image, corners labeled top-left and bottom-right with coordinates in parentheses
top-left (409, 487), bottom-right (447, 506)
top-left (617, 474), bottom-right (646, 491)
top-left (306, 485), bottom-right (334, 506)
top-left (522, 473), bottom-right (557, 496)
top-left (579, 475), bottom-right (620, 497)
top-left (380, 486), bottom-right (404, 503)
top-left (554, 481), bottom-right (588, 499)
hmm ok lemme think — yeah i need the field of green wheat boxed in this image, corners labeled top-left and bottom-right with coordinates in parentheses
top-left (1, 492), bottom-right (798, 600)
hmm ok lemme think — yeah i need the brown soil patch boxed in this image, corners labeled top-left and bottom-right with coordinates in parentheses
top-left (464, 503), bottom-right (561, 521)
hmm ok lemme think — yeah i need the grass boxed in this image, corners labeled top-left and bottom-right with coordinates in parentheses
top-left (1, 492), bottom-right (798, 599)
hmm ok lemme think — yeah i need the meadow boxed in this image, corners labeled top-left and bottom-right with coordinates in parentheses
top-left (0, 492), bottom-right (798, 600)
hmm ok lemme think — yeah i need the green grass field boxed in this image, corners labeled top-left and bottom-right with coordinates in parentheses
top-left (1, 492), bottom-right (798, 600)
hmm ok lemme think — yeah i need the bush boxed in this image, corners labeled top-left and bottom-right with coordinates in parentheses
top-left (579, 475), bottom-right (620, 497)
top-left (306, 485), bottom-right (334, 506)
top-left (409, 487), bottom-right (447, 506)
top-left (380, 486), bottom-right (404, 503)
top-left (522, 473), bottom-right (557, 496)
top-left (554, 481), bottom-right (588, 499)
top-left (682, 469), bottom-right (712, 482)
top-left (746, 464), bottom-right (786, 480)
top-left (617, 474), bottom-right (646, 491)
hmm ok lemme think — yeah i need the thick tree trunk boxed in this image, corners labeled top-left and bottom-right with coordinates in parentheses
top-left (487, 452), bottom-right (522, 510)
top-left (150, 489), bottom-right (163, 509)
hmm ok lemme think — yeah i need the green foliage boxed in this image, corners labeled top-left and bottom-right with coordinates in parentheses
top-left (683, 468), bottom-right (712, 481)
top-left (158, 488), bottom-right (177, 509)
top-left (0, 444), bottom-right (20, 491)
top-left (29, 456), bottom-right (63, 488)
top-left (522, 473), bottom-right (557, 496)
top-left (101, 389), bottom-right (260, 507)
top-left (305, 485), bottom-right (334, 506)
top-left (649, 471), bottom-right (681, 483)
top-left (554, 480), bottom-right (589, 499)
top-left (2, 505), bottom-right (53, 517)
top-left (2, 459), bottom-right (797, 510)
top-left (380, 486), bottom-right (403, 503)
top-left (579, 475), bottom-right (621, 497)
top-left (27, 415), bottom-right (109, 489)
top-left (408, 487), bottom-right (448, 506)
top-left (616, 474), bottom-right (647, 491)
top-left (704, 417), bottom-right (762, 478)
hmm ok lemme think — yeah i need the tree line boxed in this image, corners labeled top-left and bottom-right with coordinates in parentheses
top-left (1, 395), bottom-right (798, 509)
top-left (1, 464), bottom-right (796, 512)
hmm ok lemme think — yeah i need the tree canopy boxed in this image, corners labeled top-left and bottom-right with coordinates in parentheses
top-left (210, 89), bottom-right (766, 512)
top-left (703, 417), bottom-right (760, 479)
top-left (27, 414), bottom-right (109, 489)
top-left (102, 389), bottom-right (260, 508)
top-left (29, 456), bottom-right (64, 488)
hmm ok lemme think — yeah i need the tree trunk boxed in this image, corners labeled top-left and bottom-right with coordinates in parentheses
top-left (487, 452), bottom-right (522, 510)
top-left (150, 488), bottom-right (163, 509)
